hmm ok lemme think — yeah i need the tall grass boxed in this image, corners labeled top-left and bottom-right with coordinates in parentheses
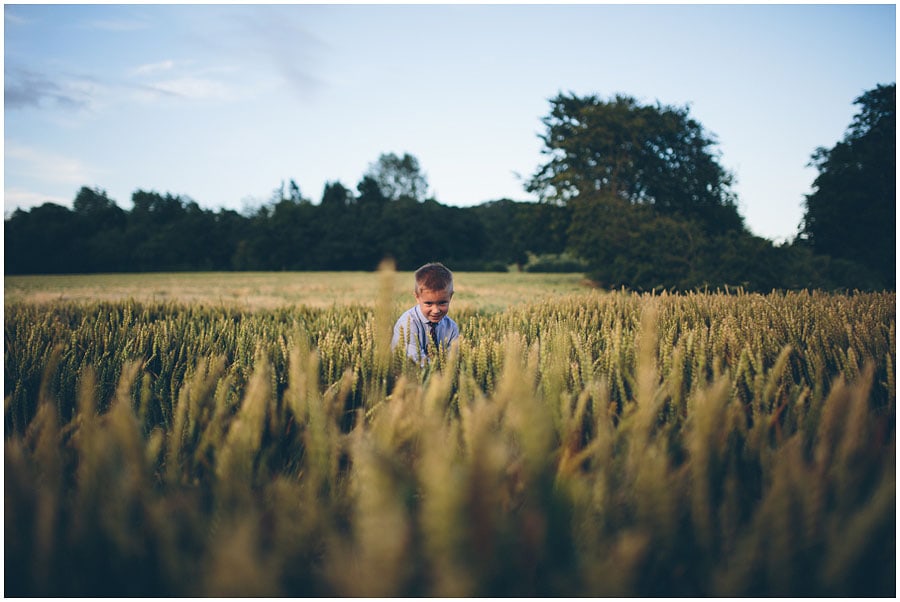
top-left (4, 283), bottom-right (895, 596)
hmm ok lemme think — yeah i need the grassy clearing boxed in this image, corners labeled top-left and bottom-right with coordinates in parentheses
top-left (3, 269), bottom-right (895, 596)
top-left (4, 271), bottom-right (591, 312)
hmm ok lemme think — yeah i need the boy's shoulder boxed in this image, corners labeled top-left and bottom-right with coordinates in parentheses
top-left (395, 305), bottom-right (421, 323)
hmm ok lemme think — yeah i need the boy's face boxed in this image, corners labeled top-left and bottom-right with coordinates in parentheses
top-left (415, 287), bottom-right (453, 324)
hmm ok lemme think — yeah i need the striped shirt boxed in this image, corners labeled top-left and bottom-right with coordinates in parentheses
top-left (391, 305), bottom-right (459, 363)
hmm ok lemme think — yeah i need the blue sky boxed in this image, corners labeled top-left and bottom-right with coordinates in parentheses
top-left (4, 3), bottom-right (896, 242)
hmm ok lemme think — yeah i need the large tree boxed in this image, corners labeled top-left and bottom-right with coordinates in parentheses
top-left (364, 152), bottom-right (430, 202)
top-left (527, 92), bottom-right (743, 233)
top-left (801, 83), bottom-right (895, 288)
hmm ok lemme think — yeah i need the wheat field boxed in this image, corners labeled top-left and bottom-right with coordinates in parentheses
top-left (4, 268), bottom-right (895, 596)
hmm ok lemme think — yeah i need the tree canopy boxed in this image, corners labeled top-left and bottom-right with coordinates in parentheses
top-left (801, 83), bottom-right (895, 287)
top-left (364, 152), bottom-right (430, 202)
top-left (527, 92), bottom-right (743, 233)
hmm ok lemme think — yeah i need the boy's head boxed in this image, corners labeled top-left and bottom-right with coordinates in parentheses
top-left (414, 262), bottom-right (454, 323)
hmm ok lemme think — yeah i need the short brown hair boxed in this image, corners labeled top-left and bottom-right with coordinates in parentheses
top-left (414, 262), bottom-right (454, 294)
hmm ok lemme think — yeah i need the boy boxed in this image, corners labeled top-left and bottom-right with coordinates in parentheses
top-left (391, 262), bottom-right (459, 363)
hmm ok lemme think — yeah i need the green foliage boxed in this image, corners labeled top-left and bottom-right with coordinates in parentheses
top-left (527, 92), bottom-right (743, 234)
top-left (4, 289), bottom-right (895, 596)
top-left (523, 252), bottom-right (588, 273)
top-left (564, 191), bottom-right (892, 292)
top-left (568, 193), bottom-right (704, 290)
top-left (4, 186), bottom-right (510, 274)
top-left (5, 203), bottom-right (83, 273)
top-left (801, 83), bottom-right (895, 288)
top-left (472, 199), bottom-right (570, 268)
top-left (364, 152), bottom-right (430, 202)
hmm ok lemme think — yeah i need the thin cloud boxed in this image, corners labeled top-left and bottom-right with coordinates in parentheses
top-left (131, 60), bottom-right (176, 77)
top-left (6, 143), bottom-right (102, 186)
top-left (148, 76), bottom-right (236, 101)
top-left (127, 59), bottom-right (239, 102)
top-left (4, 11), bottom-right (30, 26)
top-left (4, 67), bottom-right (89, 111)
top-left (8, 58), bottom-right (243, 113)
top-left (217, 5), bottom-right (329, 101)
top-left (126, 61), bottom-right (246, 103)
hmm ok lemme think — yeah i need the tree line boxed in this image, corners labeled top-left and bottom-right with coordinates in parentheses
top-left (6, 84), bottom-right (894, 291)
top-left (4, 176), bottom-right (568, 275)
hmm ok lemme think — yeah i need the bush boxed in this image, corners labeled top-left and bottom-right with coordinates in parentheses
top-left (523, 252), bottom-right (588, 273)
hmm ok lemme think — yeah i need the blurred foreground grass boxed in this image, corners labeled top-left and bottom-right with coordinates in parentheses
top-left (3, 270), bottom-right (895, 596)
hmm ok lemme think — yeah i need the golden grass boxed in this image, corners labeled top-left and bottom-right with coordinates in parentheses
top-left (5, 270), bottom-right (591, 311)
top-left (3, 271), bottom-right (895, 596)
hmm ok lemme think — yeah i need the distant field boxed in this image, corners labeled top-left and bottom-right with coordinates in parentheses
top-left (4, 270), bottom-right (592, 312)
